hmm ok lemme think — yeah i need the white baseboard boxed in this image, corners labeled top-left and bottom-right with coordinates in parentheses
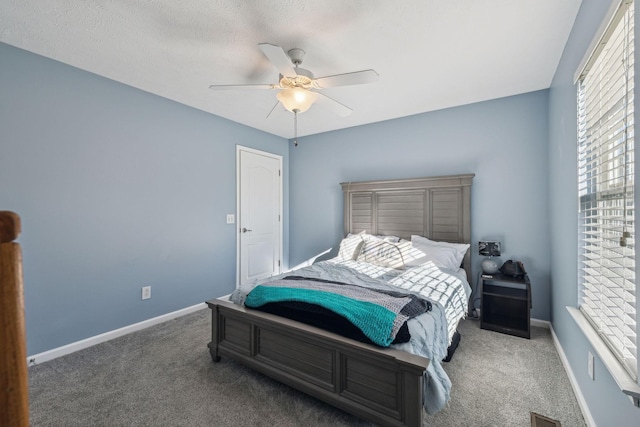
top-left (531, 318), bottom-right (550, 328)
top-left (27, 302), bottom-right (207, 366)
top-left (549, 324), bottom-right (596, 427)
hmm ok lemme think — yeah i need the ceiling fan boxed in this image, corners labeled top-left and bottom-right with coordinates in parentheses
top-left (208, 43), bottom-right (379, 118)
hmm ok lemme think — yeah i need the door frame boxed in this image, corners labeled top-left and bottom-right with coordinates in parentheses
top-left (236, 145), bottom-right (283, 288)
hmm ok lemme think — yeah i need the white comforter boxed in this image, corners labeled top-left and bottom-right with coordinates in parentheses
top-left (230, 258), bottom-right (471, 414)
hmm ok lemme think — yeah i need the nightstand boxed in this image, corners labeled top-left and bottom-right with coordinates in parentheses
top-left (479, 272), bottom-right (531, 339)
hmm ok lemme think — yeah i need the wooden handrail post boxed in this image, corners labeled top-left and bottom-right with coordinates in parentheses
top-left (0, 211), bottom-right (28, 427)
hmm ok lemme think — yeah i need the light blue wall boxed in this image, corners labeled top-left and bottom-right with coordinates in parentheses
top-left (289, 91), bottom-right (551, 320)
top-left (548, 0), bottom-right (640, 426)
top-left (0, 43), bottom-right (289, 355)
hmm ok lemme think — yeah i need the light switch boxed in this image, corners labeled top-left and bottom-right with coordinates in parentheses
top-left (226, 214), bottom-right (235, 224)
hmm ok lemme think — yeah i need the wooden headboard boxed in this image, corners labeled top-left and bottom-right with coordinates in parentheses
top-left (341, 174), bottom-right (474, 279)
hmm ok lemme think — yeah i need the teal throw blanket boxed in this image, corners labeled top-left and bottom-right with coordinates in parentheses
top-left (245, 285), bottom-right (398, 347)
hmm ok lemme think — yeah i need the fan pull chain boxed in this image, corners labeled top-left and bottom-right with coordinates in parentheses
top-left (294, 111), bottom-right (298, 147)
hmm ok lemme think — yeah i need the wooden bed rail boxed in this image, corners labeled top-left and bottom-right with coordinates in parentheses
top-left (0, 211), bottom-right (28, 427)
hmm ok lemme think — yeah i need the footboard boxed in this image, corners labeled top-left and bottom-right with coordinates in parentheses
top-left (206, 298), bottom-right (429, 427)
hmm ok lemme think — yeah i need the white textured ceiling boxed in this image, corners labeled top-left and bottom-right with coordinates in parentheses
top-left (0, 0), bottom-right (582, 139)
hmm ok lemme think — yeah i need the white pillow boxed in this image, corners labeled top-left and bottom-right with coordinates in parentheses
top-left (374, 234), bottom-right (400, 243)
top-left (411, 235), bottom-right (470, 268)
top-left (357, 239), bottom-right (405, 269)
top-left (336, 232), bottom-right (402, 265)
top-left (336, 234), bottom-right (364, 261)
top-left (396, 239), bottom-right (432, 267)
top-left (411, 244), bottom-right (460, 270)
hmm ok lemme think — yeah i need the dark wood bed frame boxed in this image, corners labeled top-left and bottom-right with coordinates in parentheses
top-left (207, 174), bottom-right (474, 427)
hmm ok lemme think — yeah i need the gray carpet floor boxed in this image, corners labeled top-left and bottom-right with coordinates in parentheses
top-left (28, 308), bottom-right (586, 427)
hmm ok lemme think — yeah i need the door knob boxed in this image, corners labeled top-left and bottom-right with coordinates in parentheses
top-left (241, 227), bottom-right (252, 233)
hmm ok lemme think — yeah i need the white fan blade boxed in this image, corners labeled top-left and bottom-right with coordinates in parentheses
top-left (313, 69), bottom-right (379, 88)
top-left (258, 43), bottom-right (297, 77)
top-left (209, 84), bottom-right (277, 90)
top-left (315, 92), bottom-right (352, 117)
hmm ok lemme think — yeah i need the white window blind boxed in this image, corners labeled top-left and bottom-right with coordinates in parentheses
top-left (577, 0), bottom-right (636, 380)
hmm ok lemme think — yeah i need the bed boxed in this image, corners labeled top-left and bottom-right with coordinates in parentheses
top-left (206, 174), bottom-right (474, 427)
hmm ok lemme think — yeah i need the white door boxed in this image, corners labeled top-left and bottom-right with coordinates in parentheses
top-left (237, 146), bottom-right (282, 288)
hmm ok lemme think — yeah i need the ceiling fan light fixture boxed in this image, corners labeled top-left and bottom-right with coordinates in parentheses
top-left (276, 87), bottom-right (317, 113)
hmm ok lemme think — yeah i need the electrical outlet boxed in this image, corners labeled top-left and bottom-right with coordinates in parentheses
top-left (142, 286), bottom-right (151, 300)
top-left (588, 351), bottom-right (594, 380)
top-left (226, 214), bottom-right (235, 224)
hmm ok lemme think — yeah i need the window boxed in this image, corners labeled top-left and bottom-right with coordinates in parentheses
top-left (577, 0), bottom-right (636, 380)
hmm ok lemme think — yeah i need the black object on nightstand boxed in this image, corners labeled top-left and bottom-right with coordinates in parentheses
top-left (479, 272), bottom-right (531, 339)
